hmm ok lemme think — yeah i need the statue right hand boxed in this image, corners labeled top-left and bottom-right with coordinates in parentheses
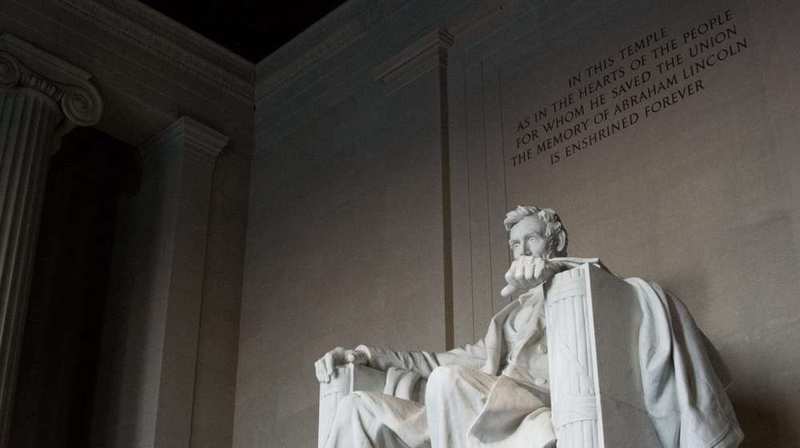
top-left (501, 256), bottom-right (558, 297)
top-left (314, 346), bottom-right (369, 383)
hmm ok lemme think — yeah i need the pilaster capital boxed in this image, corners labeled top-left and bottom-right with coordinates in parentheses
top-left (0, 34), bottom-right (103, 127)
top-left (179, 117), bottom-right (229, 163)
top-left (373, 28), bottom-right (454, 93)
top-left (143, 116), bottom-right (228, 165)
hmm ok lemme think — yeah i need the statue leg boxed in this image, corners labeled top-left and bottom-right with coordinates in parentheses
top-left (323, 391), bottom-right (430, 448)
top-left (425, 365), bottom-right (496, 448)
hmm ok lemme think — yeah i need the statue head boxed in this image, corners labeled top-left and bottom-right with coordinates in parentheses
top-left (503, 206), bottom-right (568, 259)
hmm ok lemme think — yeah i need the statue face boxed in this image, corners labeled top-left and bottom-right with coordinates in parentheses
top-left (508, 216), bottom-right (549, 260)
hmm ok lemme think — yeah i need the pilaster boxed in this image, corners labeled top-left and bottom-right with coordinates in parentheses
top-left (139, 116), bottom-right (228, 448)
top-left (373, 28), bottom-right (456, 348)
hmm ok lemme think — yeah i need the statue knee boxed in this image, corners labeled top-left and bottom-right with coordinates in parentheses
top-left (426, 365), bottom-right (466, 402)
top-left (338, 391), bottom-right (369, 417)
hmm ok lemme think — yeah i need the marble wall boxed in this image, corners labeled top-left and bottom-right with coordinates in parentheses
top-left (239, 4), bottom-right (456, 444)
top-left (451, 1), bottom-right (800, 446)
top-left (242, 0), bottom-right (800, 446)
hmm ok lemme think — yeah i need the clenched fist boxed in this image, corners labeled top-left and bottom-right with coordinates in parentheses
top-left (501, 256), bottom-right (558, 297)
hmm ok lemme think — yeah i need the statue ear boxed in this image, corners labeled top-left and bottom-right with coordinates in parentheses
top-left (555, 230), bottom-right (567, 254)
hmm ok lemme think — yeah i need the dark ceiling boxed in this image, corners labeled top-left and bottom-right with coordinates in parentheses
top-left (139, 0), bottom-right (349, 63)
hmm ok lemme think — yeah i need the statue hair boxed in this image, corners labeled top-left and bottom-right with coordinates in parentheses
top-left (503, 205), bottom-right (568, 257)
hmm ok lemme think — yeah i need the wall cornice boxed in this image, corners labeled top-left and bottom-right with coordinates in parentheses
top-left (254, 18), bottom-right (367, 101)
top-left (255, 0), bottom-right (410, 101)
top-left (56, 0), bottom-right (254, 103)
top-left (252, 0), bottom-right (504, 103)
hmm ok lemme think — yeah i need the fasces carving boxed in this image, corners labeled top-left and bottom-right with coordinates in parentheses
top-left (545, 268), bottom-right (599, 446)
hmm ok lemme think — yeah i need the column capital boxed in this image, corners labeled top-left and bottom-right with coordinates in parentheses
top-left (0, 34), bottom-right (103, 128)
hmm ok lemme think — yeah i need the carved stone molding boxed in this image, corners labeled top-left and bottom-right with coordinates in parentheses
top-left (57, 0), bottom-right (253, 103)
top-left (0, 34), bottom-right (103, 128)
top-left (255, 0), bottom-right (409, 100)
top-left (142, 116), bottom-right (228, 166)
top-left (373, 28), bottom-right (454, 93)
top-left (447, 0), bottom-right (513, 42)
top-left (255, 19), bottom-right (368, 100)
top-left (181, 116), bottom-right (229, 164)
top-left (92, 0), bottom-right (251, 76)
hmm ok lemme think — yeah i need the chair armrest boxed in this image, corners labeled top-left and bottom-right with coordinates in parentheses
top-left (319, 363), bottom-right (386, 400)
top-left (318, 363), bottom-right (429, 447)
top-left (318, 363), bottom-right (386, 447)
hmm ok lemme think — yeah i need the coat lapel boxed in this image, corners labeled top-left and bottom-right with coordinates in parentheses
top-left (480, 299), bottom-right (519, 376)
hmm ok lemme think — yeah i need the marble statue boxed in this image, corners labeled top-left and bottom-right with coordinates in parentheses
top-left (315, 206), bottom-right (743, 448)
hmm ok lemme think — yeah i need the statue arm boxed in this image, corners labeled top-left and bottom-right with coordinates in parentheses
top-left (436, 339), bottom-right (487, 370)
top-left (359, 338), bottom-right (487, 378)
top-left (358, 345), bottom-right (440, 377)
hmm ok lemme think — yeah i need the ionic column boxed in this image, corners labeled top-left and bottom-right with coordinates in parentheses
top-left (0, 34), bottom-right (103, 444)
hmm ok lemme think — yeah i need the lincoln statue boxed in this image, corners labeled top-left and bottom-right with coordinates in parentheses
top-left (314, 206), bottom-right (743, 448)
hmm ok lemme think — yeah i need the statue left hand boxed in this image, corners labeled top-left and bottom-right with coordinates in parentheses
top-left (501, 256), bottom-right (558, 297)
top-left (314, 346), bottom-right (370, 383)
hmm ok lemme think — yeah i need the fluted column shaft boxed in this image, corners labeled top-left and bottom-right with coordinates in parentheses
top-left (0, 34), bottom-right (103, 447)
top-left (0, 86), bottom-right (62, 426)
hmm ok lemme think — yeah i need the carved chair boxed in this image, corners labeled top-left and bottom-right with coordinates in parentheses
top-left (319, 264), bottom-right (661, 447)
